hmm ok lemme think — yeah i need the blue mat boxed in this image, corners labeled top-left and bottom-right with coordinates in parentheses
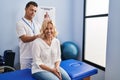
top-left (0, 59), bottom-right (98, 80)
top-left (60, 59), bottom-right (98, 80)
top-left (0, 69), bottom-right (35, 80)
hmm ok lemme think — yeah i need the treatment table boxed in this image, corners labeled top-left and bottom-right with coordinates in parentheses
top-left (0, 59), bottom-right (98, 80)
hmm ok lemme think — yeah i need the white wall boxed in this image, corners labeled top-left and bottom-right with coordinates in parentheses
top-left (105, 0), bottom-right (120, 79)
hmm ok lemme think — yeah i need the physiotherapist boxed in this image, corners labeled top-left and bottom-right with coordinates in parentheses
top-left (16, 1), bottom-right (40, 69)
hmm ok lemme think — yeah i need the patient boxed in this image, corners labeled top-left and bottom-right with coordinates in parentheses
top-left (31, 20), bottom-right (71, 80)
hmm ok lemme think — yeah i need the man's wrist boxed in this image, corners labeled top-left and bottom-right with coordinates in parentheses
top-left (34, 35), bottom-right (38, 39)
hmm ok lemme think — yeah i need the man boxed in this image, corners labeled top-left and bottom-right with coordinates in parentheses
top-left (16, 1), bottom-right (40, 69)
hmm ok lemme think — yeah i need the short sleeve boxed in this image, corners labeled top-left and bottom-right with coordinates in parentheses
top-left (16, 21), bottom-right (26, 38)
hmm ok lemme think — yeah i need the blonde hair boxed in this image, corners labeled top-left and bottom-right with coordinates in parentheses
top-left (40, 20), bottom-right (58, 38)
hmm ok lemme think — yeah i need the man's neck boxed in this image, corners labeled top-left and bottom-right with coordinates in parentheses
top-left (24, 16), bottom-right (32, 22)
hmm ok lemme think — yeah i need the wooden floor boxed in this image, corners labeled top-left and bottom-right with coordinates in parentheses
top-left (83, 77), bottom-right (90, 80)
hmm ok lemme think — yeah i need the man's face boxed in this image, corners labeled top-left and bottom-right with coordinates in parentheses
top-left (25, 5), bottom-right (38, 20)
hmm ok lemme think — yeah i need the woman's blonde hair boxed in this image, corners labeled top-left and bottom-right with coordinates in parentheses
top-left (40, 20), bottom-right (58, 38)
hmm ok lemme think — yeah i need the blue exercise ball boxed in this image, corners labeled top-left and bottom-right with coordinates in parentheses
top-left (61, 41), bottom-right (79, 60)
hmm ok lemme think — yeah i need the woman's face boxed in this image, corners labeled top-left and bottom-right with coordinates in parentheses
top-left (44, 23), bottom-right (54, 38)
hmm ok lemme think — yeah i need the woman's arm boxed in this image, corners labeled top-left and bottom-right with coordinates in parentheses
top-left (39, 64), bottom-right (52, 72)
top-left (55, 39), bottom-right (61, 70)
top-left (55, 61), bottom-right (61, 72)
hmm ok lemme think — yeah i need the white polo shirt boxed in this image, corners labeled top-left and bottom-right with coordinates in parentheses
top-left (16, 18), bottom-right (40, 62)
top-left (31, 38), bottom-right (61, 74)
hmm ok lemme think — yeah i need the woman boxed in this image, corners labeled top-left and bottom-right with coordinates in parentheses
top-left (31, 20), bottom-right (71, 80)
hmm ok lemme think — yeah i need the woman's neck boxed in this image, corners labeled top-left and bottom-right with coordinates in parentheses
top-left (43, 37), bottom-right (53, 46)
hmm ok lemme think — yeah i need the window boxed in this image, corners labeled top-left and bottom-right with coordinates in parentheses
top-left (83, 0), bottom-right (109, 70)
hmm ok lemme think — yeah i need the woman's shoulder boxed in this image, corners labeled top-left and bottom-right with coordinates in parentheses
top-left (32, 38), bottom-right (42, 44)
top-left (53, 38), bottom-right (60, 44)
top-left (53, 38), bottom-right (59, 41)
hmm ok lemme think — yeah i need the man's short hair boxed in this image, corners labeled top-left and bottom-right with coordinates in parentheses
top-left (25, 1), bottom-right (38, 8)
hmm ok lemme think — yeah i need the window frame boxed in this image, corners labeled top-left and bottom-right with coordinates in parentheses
top-left (82, 0), bottom-right (109, 71)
